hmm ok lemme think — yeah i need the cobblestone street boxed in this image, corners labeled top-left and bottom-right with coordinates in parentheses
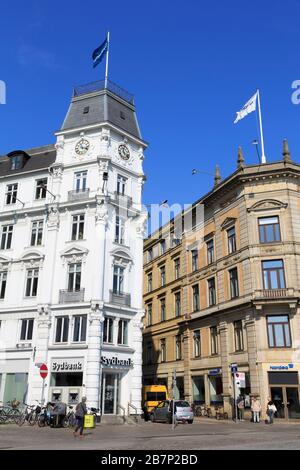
top-left (0, 419), bottom-right (300, 450)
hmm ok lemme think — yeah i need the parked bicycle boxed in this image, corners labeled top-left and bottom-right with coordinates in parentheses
top-left (192, 404), bottom-right (212, 418)
top-left (214, 406), bottom-right (228, 420)
top-left (63, 406), bottom-right (76, 428)
top-left (18, 403), bottom-right (42, 427)
top-left (0, 401), bottom-right (21, 424)
top-left (38, 403), bottom-right (54, 428)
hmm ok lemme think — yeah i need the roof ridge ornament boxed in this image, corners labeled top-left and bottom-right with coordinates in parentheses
top-left (214, 165), bottom-right (221, 187)
top-left (283, 139), bottom-right (292, 164)
top-left (237, 146), bottom-right (245, 169)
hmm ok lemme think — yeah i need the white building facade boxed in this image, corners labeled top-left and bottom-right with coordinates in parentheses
top-left (0, 80), bottom-right (147, 416)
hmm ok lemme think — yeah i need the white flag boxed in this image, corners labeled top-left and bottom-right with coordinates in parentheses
top-left (234, 92), bottom-right (258, 124)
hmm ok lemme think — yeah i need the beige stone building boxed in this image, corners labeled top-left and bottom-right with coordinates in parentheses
top-left (143, 142), bottom-right (300, 420)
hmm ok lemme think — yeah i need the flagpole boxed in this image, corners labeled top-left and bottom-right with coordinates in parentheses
top-left (257, 89), bottom-right (266, 164)
top-left (105, 31), bottom-right (110, 89)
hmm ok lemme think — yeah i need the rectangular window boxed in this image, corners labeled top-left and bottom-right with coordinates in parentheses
top-left (0, 272), bottom-right (7, 299)
top-left (175, 335), bottom-right (182, 360)
top-left (160, 265), bottom-right (166, 287)
top-left (191, 250), bottom-right (199, 272)
top-left (118, 319), bottom-right (129, 345)
top-left (175, 292), bottom-right (181, 317)
top-left (117, 175), bottom-right (127, 195)
top-left (160, 240), bottom-right (166, 255)
top-left (259, 216), bottom-right (281, 244)
top-left (262, 260), bottom-right (286, 289)
top-left (20, 319), bottom-right (34, 341)
top-left (1, 225), bottom-right (13, 250)
top-left (73, 315), bottom-right (87, 343)
top-left (72, 215), bottom-right (85, 241)
top-left (68, 263), bottom-right (81, 292)
top-left (147, 273), bottom-right (153, 292)
top-left (25, 269), bottom-right (39, 297)
top-left (192, 284), bottom-right (200, 312)
top-left (146, 342), bottom-right (153, 365)
top-left (115, 216), bottom-right (125, 244)
top-left (74, 171), bottom-right (87, 192)
top-left (55, 316), bottom-right (69, 343)
top-left (160, 338), bottom-right (166, 363)
top-left (35, 179), bottom-right (47, 200)
top-left (229, 268), bottom-right (239, 299)
top-left (148, 248), bottom-right (153, 262)
top-left (208, 278), bottom-right (216, 306)
top-left (174, 258), bottom-right (180, 279)
top-left (234, 320), bottom-right (244, 352)
top-left (207, 239), bottom-right (215, 264)
top-left (31, 220), bottom-right (44, 246)
top-left (210, 326), bottom-right (218, 355)
top-left (113, 266), bottom-right (124, 294)
top-left (5, 184), bottom-right (18, 205)
top-left (267, 315), bottom-right (292, 348)
top-left (160, 298), bottom-right (166, 322)
top-left (227, 226), bottom-right (237, 254)
top-left (10, 155), bottom-right (23, 170)
top-left (194, 330), bottom-right (201, 358)
top-left (147, 304), bottom-right (153, 326)
top-left (103, 317), bottom-right (114, 343)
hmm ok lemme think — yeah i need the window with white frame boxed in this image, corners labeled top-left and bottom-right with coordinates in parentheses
top-left (227, 226), bottom-right (237, 254)
top-left (5, 183), bottom-right (18, 205)
top-left (20, 319), bottom-right (34, 341)
top-left (118, 319), bottom-right (129, 345)
top-left (113, 265), bottom-right (124, 294)
top-left (25, 269), bottom-right (39, 297)
top-left (68, 263), bottom-right (82, 292)
top-left (1, 225), bottom-right (13, 250)
top-left (191, 249), bottom-right (199, 271)
top-left (72, 214), bottom-right (85, 241)
top-left (117, 175), bottom-right (127, 195)
top-left (74, 171), bottom-right (87, 192)
top-left (73, 315), bottom-right (87, 343)
top-left (35, 178), bottom-right (47, 200)
top-left (55, 316), bottom-right (69, 343)
top-left (103, 317), bottom-right (114, 343)
top-left (31, 220), bottom-right (44, 246)
top-left (0, 272), bottom-right (7, 299)
top-left (207, 239), bottom-right (215, 264)
top-left (115, 216), bottom-right (125, 244)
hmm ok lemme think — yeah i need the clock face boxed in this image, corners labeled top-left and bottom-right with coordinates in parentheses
top-left (118, 144), bottom-right (130, 161)
top-left (75, 139), bottom-right (90, 155)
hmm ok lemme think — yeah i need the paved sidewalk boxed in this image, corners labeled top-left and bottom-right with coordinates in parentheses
top-left (0, 419), bottom-right (300, 450)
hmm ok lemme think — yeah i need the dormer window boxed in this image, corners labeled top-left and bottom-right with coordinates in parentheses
top-left (10, 154), bottom-right (23, 170)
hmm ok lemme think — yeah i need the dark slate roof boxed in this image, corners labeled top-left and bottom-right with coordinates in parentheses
top-left (0, 144), bottom-right (56, 178)
top-left (61, 87), bottom-right (142, 140)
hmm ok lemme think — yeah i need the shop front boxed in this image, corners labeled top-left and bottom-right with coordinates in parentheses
top-left (100, 355), bottom-right (133, 416)
top-left (268, 366), bottom-right (300, 420)
top-left (49, 358), bottom-right (84, 405)
top-left (0, 358), bottom-right (29, 404)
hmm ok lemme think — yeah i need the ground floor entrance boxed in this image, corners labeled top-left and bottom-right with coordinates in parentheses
top-left (101, 372), bottom-right (121, 415)
top-left (269, 371), bottom-right (300, 419)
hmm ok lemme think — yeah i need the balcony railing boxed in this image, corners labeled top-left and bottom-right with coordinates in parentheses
top-left (59, 289), bottom-right (85, 304)
top-left (110, 290), bottom-right (131, 307)
top-left (73, 79), bottom-right (135, 105)
top-left (113, 192), bottom-right (133, 209)
top-left (254, 288), bottom-right (295, 300)
top-left (68, 189), bottom-right (90, 202)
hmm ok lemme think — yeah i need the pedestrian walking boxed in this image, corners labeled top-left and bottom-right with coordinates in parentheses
top-left (73, 397), bottom-right (87, 438)
top-left (251, 397), bottom-right (261, 423)
top-left (237, 395), bottom-right (245, 421)
top-left (266, 400), bottom-right (277, 424)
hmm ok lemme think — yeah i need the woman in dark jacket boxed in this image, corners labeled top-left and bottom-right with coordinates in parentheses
top-left (73, 397), bottom-right (87, 438)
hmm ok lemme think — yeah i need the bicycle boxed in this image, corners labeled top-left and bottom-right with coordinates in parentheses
top-left (18, 403), bottom-right (42, 427)
top-left (63, 406), bottom-right (76, 428)
top-left (214, 406), bottom-right (229, 420)
top-left (0, 401), bottom-right (21, 424)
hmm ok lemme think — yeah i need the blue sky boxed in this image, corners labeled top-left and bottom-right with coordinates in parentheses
top-left (0, 0), bottom-right (300, 207)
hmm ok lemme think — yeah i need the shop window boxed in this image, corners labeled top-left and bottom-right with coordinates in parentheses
top-left (118, 319), bottom-right (129, 345)
top-left (192, 376), bottom-right (205, 404)
top-left (20, 319), bottom-right (34, 341)
top-left (103, 317), bottom-right (114, 343)
top-left (262, 260), bottom-right (286, 290)
top-left (50, 373), bottom-right (83, 387)
top-left (73, 315), bottom-right (87, 343)
top-left (3, 373), bottom-right (28, 404)
top-left (209, 376), bottom-right (223, 404)
top-left (55, 316), bottom-right (69, 343)
top-left (259, 216), bottom-right (281, 243)
top-left (267, 315), bottom-right (292, 348)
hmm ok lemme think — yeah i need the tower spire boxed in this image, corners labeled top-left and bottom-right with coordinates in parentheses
top-left (282, 139), bottom-right (292, 164)
top-left (237, 146), bottom-right (245, 169)
top-left (214, 165), bottom-right (221, 187)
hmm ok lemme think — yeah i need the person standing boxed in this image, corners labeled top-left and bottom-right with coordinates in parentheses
top-left (73, 397), bottom-right (87, 438)
top-left (267, 400), bottom-right (277, 424)
top-left (237, 395), bottom-right (245, 421)
top-left (251, 398), bottom-right (261, 423)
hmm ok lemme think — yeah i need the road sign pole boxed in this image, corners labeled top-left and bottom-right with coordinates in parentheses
top-left (172, 368), bottom-right (176, 431)
top-left (41, 378), bottom-right (45, 406)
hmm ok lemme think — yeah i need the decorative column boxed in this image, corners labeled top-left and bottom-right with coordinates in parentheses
top-left (183, 326), bottom-right (192, 402)
top-left (219, 320), bottom-right (232, 418)
top-left (93, 196), bottom-right (109, 301)
top-left (245, 312), bottom-right (260, 395)
top-left (131, 312), bottom-right (144, 415)
top-left (85, 302), bottom-right (104, 409)
top-left (28, 306), bottom-right (52, 404)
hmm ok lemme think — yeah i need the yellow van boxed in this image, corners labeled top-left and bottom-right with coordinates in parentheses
top-left (143, 385), bottom-right (168, 420)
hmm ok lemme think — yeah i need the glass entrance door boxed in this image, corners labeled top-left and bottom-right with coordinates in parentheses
top-left (102, 373), bottom-right (120, 415)
top-left (286, 387), bottom-right (300, 419)
top-left (270, 387), bottom-right (285, 418)
top-left (270, 386), bottom-right (300, 419)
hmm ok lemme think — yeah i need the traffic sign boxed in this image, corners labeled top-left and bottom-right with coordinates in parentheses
top-left (39, 363), bottom-right (48, 379)
top-left (231, 363), bottom-right (238, 373)
top-left (234, 372), bottom-right (246, 388)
